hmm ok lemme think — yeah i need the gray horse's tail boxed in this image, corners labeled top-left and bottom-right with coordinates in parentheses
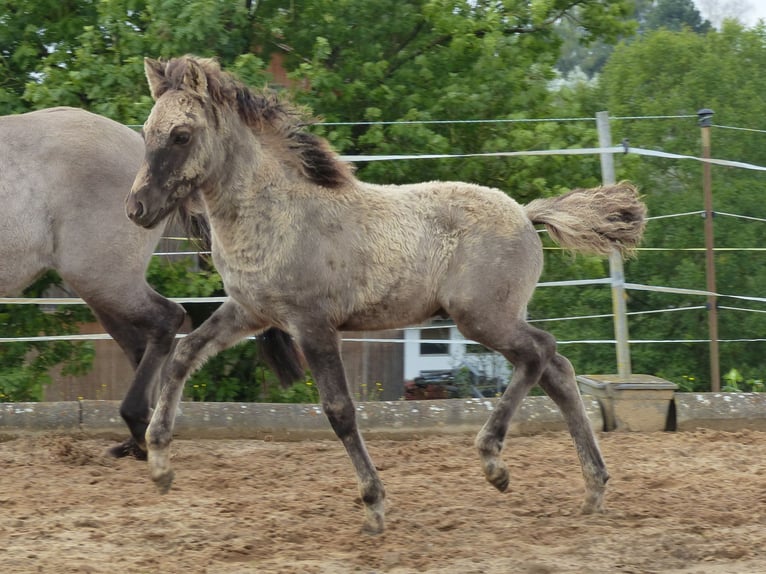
top-left (260, 328), bottom-right (306, 386)
top-left (524, 182), bottom-right (646, 258)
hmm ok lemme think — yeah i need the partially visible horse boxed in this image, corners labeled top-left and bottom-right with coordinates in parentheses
top-left (127, 55), bottom-right (647, 534)
top-left (0, 107), bottom-right (302, 457)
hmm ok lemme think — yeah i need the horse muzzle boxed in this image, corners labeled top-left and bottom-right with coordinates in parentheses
top-left (126, 186), bottom-right (166, 229)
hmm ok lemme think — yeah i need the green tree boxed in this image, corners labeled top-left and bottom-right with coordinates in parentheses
top-left (0, 273), bottom-right (94, 401)
top-left (642, 0), bottom-right (713, 32)
top-left (595, 22), bottom-right (766, 389)
top-left (0, 0), bottom-right (641, 400)
top-left (0, 0), bottom-right (98, 113)
top-left (18, 0), bottom-right (266, 123)
top-left (258, 0), bottom-right (634, 198)
top-left (556, 0), bottom-right (712, 79)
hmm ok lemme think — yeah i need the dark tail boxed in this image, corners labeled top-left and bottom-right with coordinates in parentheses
top-left (260, 328), bottom-right (306, 386)
top-left (524, 181), bottom-right (646, 258)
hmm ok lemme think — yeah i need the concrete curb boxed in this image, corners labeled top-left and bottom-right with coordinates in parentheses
top-left (0, 402), bottom-right (80, 437)
top-left (3, 394), bottom-right (766, 440)
top-left (674, 392), bottom-right (766, 431)
top-left (1, 397), bottom-right (603, 440)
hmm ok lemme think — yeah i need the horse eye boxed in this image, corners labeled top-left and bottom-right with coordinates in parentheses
top-left (172, 132), bottom-right (191, 146)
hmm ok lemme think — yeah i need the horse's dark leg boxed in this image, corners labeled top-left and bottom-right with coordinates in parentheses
top-left (450, 308), bottom-right (555, 490)
top-left (146, 299), bottom-right (258, 492)
top-left (94, 311), bottom-right (148, 460)
top-left (470, 322), bottom-right (556, 493)
top-left (116, 295), bottom-right (185, 454)
top-left (297, 328), bottom-right (385, 534)
top-left (537, 353), bottom-right (609, 514)
top-left (85, 291), bottom-right (185, 459)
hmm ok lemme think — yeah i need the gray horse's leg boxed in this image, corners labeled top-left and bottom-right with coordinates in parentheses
top-left (537, 353), bottom-right (609, 514)
top-left (470, 322), bottom-right (557, 493)
top-left (85, 292), bottom-right (185, 459)
top-left (296, 329), bottom-right (386, 534)
top-left (146, 299), bottom-right (260, 492)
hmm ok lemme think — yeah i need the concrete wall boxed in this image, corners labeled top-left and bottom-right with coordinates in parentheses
top-left (2, 393), bottom-right (766, 440)
top-left (1, 396), bottom-right (602, 440)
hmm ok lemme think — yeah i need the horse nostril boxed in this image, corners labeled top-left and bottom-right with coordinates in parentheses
top-left (130, 199), bottom-right (145, 220)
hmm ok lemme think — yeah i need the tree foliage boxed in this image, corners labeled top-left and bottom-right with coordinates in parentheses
top-left (0, 0), bottom-right (635, 400)
top-left (556, 0), bottom-right (712, 78)
top-left (0, 274), bottom-right (93, 401)
top-left (5, 0), bottom-right (764, 398)
top-left (262, 0), bottom-right (634, 199)
top-left (594, 22), bottom-right (766, 388)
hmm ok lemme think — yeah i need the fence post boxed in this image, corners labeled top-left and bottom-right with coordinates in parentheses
top-left (596, 111), bottom-right (632, 380)
top-left (698, 108), bottom-right (721, 392)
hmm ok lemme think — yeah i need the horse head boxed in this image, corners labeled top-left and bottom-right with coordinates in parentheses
top-left (127, 56), bottom-right (215, 229)
top-left (127, 55), bottom-right (356, 229)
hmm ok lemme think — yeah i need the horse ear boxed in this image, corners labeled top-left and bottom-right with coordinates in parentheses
top-left (144, 58), bottom-right (167, 101)
top-left (181, 58), bottom-right (209, 98)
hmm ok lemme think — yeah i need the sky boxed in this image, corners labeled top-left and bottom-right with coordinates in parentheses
top-left (693, 0), bottom-right (766, 27)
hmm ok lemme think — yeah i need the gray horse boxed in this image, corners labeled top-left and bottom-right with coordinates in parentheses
top-left (0, 106), bottom-right (301, 457)
top-left (127, 56), bottom-right (646, 534)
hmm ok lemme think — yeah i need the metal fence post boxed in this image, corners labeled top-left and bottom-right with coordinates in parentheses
top-left (596, 111), bottom-right (632, 380)
top-left (698, 108), bottom-right (721, 392)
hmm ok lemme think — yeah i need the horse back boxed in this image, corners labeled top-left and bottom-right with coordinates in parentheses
top-left (0, 107), bottom-right (160, 295)
top-left (219, 179), bottom-right (540, 331)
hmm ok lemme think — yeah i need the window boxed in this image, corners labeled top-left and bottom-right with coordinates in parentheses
top-left (420, 327), bottom-right (451, 355)
top-left (466, 343), bottom-right (490, 354)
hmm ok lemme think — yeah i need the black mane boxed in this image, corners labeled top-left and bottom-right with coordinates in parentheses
top-left (161, 56), bottom-right (354, 188)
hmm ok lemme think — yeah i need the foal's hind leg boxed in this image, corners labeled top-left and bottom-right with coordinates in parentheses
top-left (469, 322), bottom-right (557, 493)
top-left (296, 328), bottom-right (386, 534)
top-left (146, 299), bottom-right (261, 492)
top-left (538, 354), bottom-right (609, 514)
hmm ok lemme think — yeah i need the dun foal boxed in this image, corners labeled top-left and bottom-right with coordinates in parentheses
top-left (127, 55), bottom-right (646, 534)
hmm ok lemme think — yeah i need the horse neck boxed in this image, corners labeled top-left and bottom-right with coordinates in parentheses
top-left (201, 111), bottom-right (359, 234)
top-left (201, 117), bottom-right (260, 212)
top-left (201, 116), bottom-right (305, 229)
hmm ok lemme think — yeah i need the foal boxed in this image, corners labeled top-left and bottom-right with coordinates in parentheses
top-left (127, 55), bottom-right (646, 534)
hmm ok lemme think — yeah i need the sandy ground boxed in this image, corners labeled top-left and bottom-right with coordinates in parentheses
top-left (1, 429), bottom-right (766, 573)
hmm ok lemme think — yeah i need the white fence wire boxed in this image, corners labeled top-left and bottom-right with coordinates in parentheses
top-left (3, 126), bottom-right (766, 348)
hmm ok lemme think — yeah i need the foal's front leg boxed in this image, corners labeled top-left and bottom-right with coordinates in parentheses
top-left (146, 299), bottom-right (260, 493)
top-left (297, 329), bottom-right (386, 534)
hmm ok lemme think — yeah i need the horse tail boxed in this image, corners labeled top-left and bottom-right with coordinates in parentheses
top-left (259, 328), bottom-right (306, 387)
top-left (172, 195), bottom-right (305, 387)
top-left (523, 181), bottom-right (646, 258)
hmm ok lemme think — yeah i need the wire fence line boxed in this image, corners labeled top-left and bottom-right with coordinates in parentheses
top-left (3, 123), bottom-right (766, 347)
top-left (3, 269), bottom-right (765, 344)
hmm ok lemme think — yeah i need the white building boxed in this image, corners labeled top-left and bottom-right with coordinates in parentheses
top-left (402, 319), bottom-right (511, 385)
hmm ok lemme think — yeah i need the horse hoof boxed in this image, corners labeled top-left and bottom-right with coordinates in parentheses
top-left (362, 523), bottom-right (384, 535)
top-left (484, 462), bottom-right (510, 493)
top-left (490, 472), bottom-right (509, 493)
top-left (580, 492), bottom-right (605, 515)
top-left (106, 438), bottom-right (147, 461)
top-left (361, 500), bottom-right (385, 535)
top-left (580, 502), bottom-right (605, 515)
top-left (361, 516), bottom-right (385, 535)
top-left (153, 470), bottom-right (176, 494)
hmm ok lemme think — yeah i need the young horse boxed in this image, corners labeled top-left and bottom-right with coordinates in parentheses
top-left (0, 107), bottom-right (301, 457)
top-left (127, 56), bottom-right (646, 534)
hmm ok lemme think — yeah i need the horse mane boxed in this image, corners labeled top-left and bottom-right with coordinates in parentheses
top-left (156, 56), bottom-right (353, 189)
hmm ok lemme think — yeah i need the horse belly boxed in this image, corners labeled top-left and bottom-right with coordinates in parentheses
top-left (0, 190), bottom-right (53, 294)
top-left (337, 285), bottom-right (440, 332)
